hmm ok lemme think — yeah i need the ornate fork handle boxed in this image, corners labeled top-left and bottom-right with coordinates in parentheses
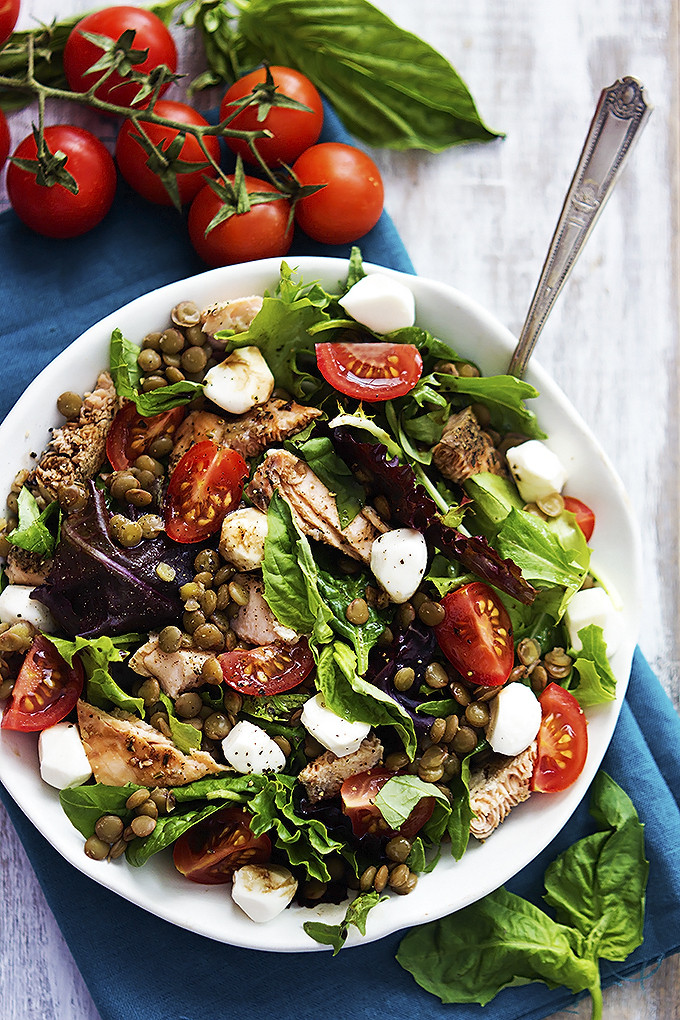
top-left (508, 77), bottom-right (652, 378)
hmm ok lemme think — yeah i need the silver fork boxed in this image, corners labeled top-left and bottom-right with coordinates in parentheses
top-left (508, 77), bottom-right (652, 379)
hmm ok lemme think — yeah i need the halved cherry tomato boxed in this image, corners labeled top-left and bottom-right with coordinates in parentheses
top-left (435, 581), bottom-right (513, 687)
top-left (1, 636), bottom-right (84, 732)
top-left (563, 496), bottom-right (596, 542)
top-left (218, 639), bottom-right (314, 696)
top-left (165, 440), bottom-right (248, 544)
top-left (531, 682), bottom-right (588, 793)
top-left (106, 402), bottom-right (185, 472)
top-left (341, 768), bottom-right (434, 839)
top-left (172, 807), bottom-right (271, 884)
top-left (315, 342), bottom-right (422, 401)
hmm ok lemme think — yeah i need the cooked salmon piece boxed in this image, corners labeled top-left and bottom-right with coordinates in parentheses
top-left (246, 449), bottom-right (381, 563)
top-left (77, 700), bottom-right (223, 788)
top-left (298, 736), bottom-right (383, 804)
top-left (33, 371), bottom-right (118, 503)
top-left (229, 573), bottom-right (299, 646)
top-left (432, 406), bottom-right (507, 484)
top-left (4, 546), bottom-right (51, 585)
top-left (129, 636), bottom-right (213, 699)
top-left (200, 295), bottom-right (264, 338)
top-left (169, 400), bottom-right (323, 473)
top-left (468, 741), bottom-right (537, 840)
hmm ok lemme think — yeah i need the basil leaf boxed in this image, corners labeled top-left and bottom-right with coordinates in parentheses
top-left (396, 886), bottom-right (598, 1005)
top-left (263, 491), bottom-right (334, 644)
top-left (316, 568), bottom-right (391, 675)
top-left (126, 802), bottom-right (225, 867)
top-left (59, 783), bottom-right (135, 837)
top-left (315, 641), bottom-right (416, 758)
top-left (445, 749), bottom-right (474, 860)
top-left (543, 772), bottom-right (648, 961)
top-left (235, 0), bottom-right (501, 151)
top-left (304, 891), bottom-right (386, 953)
top-left (109, 328), bottom-right (202, 414)
top-left (159, 692), bottom-right (202, 753)
top-left (569, 624), bottom-right (617, 707)
top-left (374, 774), bottom-right (450, 832)
top-left (7, 488), bottom-right (60, 558)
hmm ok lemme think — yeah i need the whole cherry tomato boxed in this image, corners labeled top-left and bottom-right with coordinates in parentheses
top-left (7, 125), bottom-right (116, 238)
top-left (220, 66), bottom-right (323, 167)
top-left (63, 6), bottom-right (177, 109)
top-left (0, 108), bottom-right (10, 170)
top-left (292, 142), bottom-right (384, 244)
top-left (116, 100), bottom-right (220, 206)
top-left (0, 0), bottom-right (20, 47)
top-left (188, 177), bottom-right (293, 267)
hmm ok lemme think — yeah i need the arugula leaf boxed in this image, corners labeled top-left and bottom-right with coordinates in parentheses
top-left (304, 891), bottom-right (386, 953)
top-left (7, 488), bottom-right (60, 558)
top-left (568, 624), bottom-right (617, 707)
top-left (437, 372), bottom-right (545, 439)
top-left (388, 325), bottom-right (464, 367)
top-left (235, 0), bottom-right (500, 151)
top-left (396, 773), bottom-right (647, 1020)
top-left (44, 632), bottom-right (144, 716)
top-left (345, 246), bottom-right (367, 290)
top-left (315, 641), bottom-right (416, 758)
top-left (159, 692), bottom-right (202, 753)
top-left (109, 328), bottom-right (202, 414)
top-left (263, 491), bottom-right (334, 644)
top-left (287, 434), bottom-right (365, 527)
top-left (316, 568), bottom-right (392, 675)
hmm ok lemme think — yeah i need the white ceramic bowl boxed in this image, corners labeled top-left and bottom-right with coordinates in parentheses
top-left (0, 256), bottom-right (642, 951)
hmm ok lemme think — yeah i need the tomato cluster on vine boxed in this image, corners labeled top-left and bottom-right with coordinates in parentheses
top-left (0, 5), bottom-right (385, 263)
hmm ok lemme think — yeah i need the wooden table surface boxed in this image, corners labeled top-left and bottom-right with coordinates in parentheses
top-left (1, 1), bottom-right (678, 1018)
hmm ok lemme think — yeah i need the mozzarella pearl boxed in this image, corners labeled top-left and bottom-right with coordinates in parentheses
top-left (0, 584), bottom-right (56, 632)
top-left (231, 863), bottom-right (297, 923)
top-left (221, 720), bottom-right (286, 774)
top-left (338, 274), bottom-right (416, 334)
top-left (506, 440), bottom-right (568, 504)
top-left (38, 722), bottom-right (93, 789)
top-left (204, 346), bottom-right (274, 415)
top-left (565, 586), bottom-right (621, 655)
top-left (219, 507), bottom-right (268, 571)
top-left (300, 693), bottom-right (370, 757)
top-left (370, 528), bottom-right (428, 604)
top-left (486, 682), bottom-right (542, 757)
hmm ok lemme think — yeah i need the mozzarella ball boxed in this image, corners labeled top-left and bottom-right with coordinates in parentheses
top-left (38, 722), bottom-right (93, 789)
top-left (506, 440), bottom-right (568, 504)
top-left (219, 507), bottom-right (268, 571)
top-left (232, 863), bottom-right (297, 923)
top-left (300, 693), bottom-right (370, 757)
top-left (370, 528), bottom-right (428, 604)
top-left (486, 682), bottom-right (542, 757)
top-left (565, 586), bottom-right (621, 655)
top-left (338, 274), bottom-right (416, 334)
top-left (222, 720), bottom-right (286, 774)
top-left (204, 346), bottom-right (274, 414)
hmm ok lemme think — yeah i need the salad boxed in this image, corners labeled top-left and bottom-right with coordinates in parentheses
top-left (0, 251), bottom-right (622, 942)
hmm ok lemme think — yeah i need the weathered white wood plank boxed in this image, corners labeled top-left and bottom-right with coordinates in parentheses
top-left (0, 1), bottom-right (677, 1018)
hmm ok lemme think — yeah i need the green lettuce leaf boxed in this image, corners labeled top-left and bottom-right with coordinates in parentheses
top-left (44, 632), bottom-right (144, 716)
top-left (437, 372), bottom-right (545, 438)
top-left (374, 774), bottom-right (450, 834)
top-left (568, 624), bottom-right (617, 707)
top-left (7, 488), bottom-right (60, 558)
top-left (109, 328), bottom-right (202, 415)
top-left (159, 692), bottom-right (202, 753)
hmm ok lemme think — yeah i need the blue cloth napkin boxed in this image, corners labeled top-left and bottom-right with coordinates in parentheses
top-left (1, 101), bottom-right (679, 1020)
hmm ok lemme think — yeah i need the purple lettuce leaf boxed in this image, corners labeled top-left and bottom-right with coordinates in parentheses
top-left (331, 427), bottom-right (535, 605)
top-left (365, 619), bottom-right (440, 736)
top-left (32, 486), bottom-right (196, 638)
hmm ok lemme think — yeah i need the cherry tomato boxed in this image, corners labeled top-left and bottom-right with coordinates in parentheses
top-left (0, 109), bottom-right (9, 171)
top-left (292, 142), bottom-right (384, 244)
top-left (563, 496), bottom-right (595, 542)
top-left (315, 341), bottom-right (422, 401)
top-left (63, 6), bottom-right (177, 109)
top-left (7, 125), bottom-right (116, 239)
top-left (435, 581), bottom-right (514, 687)
top-left (220, 66), bottom-right (323, 167)
top-left (1, 636), bottom-right (84, 732)
top-left (0, 0), bottom-right (20, 46)
top-left (341, 768), bottom-right (434, 839)
top-left (165, 439), bottom-right (248, 543)
top-left (188, 177), bottom-right (293, 267)
top-left (116, 100), bottom-right (220, 206)
top-left (172, 808), bottom-right (271, 884)
top-left (106, 402), bottom-right (185, 472)
top-left (531, 682), bottom-right (588, 793)
top-left (219, 639), bottom-right (314, 696)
